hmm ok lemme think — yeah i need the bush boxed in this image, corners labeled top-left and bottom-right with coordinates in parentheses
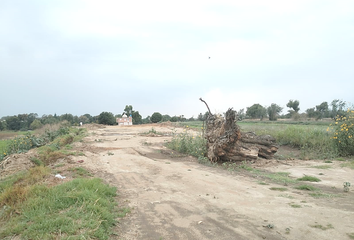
top-left (167, 129), bottom-right (206, 158)
top-left (328, 108), bottom-right (354, 156)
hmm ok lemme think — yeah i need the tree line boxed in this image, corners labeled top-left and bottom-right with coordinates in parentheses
top-left (0, 99), bottom-right (349, 131)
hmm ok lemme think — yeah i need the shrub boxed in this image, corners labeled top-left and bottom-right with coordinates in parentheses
top-left (167, 129), bottom-right (206, 158)
top-left (328, 108), bottom-right (354, 156)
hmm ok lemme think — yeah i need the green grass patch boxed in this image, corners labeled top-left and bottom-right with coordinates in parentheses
top-left (262, 172), bottom-right (297, 184)
top-left (309, 223), bottom-right (334, 230)
top-left (289, 203), bottom-right (301, 208)
top-left (68, 167), bottom-right (93, 177)
top-left (0, 177), bottom-right (122, 239)
top-left (297, 176), bottom-right (321, 182)
top-left (258, 181), bottom-right (269, 185)
top-left (311, 165), bottom-right (331, 169)
top-left (340, 160), bottom-right (354, 169)
top-left (269, 187), bottom-right (288, 191)
top-left (167, 130), bottom-right (206, 158)
top-left (324, 160), bottom-right (333, 163)
top-left (347, 233), bottom-right (354, 239)
top-left (277, 194), bottom-right (295, 199)
top-left (295, 185), bottom-right (318, 191)
top-left (309, 193), bottom-right (341, 198)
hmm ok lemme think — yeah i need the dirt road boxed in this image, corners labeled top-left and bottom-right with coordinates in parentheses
top-left (73, 125), bottom-right (353, 240)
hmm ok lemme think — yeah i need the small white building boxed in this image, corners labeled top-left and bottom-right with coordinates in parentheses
top-left (117, 114), bottom-right (133, 126)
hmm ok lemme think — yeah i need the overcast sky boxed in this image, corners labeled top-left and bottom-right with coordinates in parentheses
top-left (1, 0), bottom-right (353, 119)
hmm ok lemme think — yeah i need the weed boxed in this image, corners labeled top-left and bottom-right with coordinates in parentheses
top-left (277, 194), bottom-right (295, 199)
top-left (107, 152), bottom-right (114, 156)
top-left (340, 160), bottom-right (354, 169)
top-left (311, 165), bottom-right (331, 169)
top-left (324, 160), bottom-right (333, 163)
top-left (336, 157), bottom-right (346, 161)
top-left (297, 176), bottom-right (321, 182)
top-left (309, 193), bottom-right (340, 198)
top-left (69, 167), bottom-right (92, 177)
top-left (343, 182), bottom-right (351, 192)
top-left (295, 185), bottom-right (318, 191)
top-left (269, 187), bottom-right (287, 191)
top-left (309, 223), bottom-right (334, 230)
top-left (347, 233), bottom-right (354, 239)
top-left (167, 129), bottom-right (206, 159)
top-left (289, 203), bottom-right (301, 208)
top-left (30, 157), bottom-right (43, 166)
top-left (263, 172), bottom-right (297, 184)
top-left (258, 182), bottom-right (269, 185)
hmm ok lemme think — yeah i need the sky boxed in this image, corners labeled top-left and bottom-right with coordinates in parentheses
top-left (1, 0), bottom-right (354, 119)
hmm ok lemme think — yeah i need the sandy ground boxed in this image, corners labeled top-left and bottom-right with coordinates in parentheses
top-left (2, 124), bottom-right (353, 240)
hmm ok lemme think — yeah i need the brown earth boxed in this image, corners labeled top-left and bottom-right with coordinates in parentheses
top-left (1, 124), bottom-right (353, 240)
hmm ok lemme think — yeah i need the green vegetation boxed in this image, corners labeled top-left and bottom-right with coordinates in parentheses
top-left (347, 233), bottom-right (354, 239)
top-left (311, 165), bottom-right (331, 169)
top-left (340, 160), bottom-right (354, 169)
top-left (328, 109), bottom-right (354, 156)
top-left (0, 168), bottom-right (122, 239)
top-left (297, 176), bottom-right (321, 182)
top-left (167, 129), bottom-right (206, 158)
top-left (309, 223), bottom-right (334, 230)
top-left (98, 111), bottom-right (116, 125)
top-left (151, 112), bottom-right (163, 123)
top-left (289, 203), bottom-right (301, 208)
top-left (309, 193), bottom-right (341, 198)
top-left (269, 187), bottom-right (287, 191)
top-left (295, 185), bottom-right (318, 191)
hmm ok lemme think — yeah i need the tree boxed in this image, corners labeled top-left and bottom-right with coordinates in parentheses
top-left (267, 104), bottom-right (283, 121)
top-left (306, 107), bottom-right (316, 118)
top-left (123, 105), bottom-right (142, 124)
top-left (30, 119), bottom-right (43, 130)
top-left (6, 116), bottom-right (21, 131)
top-left (316, 102), bottom-right (329, 119)
top-left (142, 116), bottom-right (151, 124)
top-left (170, 116), bottom-right (179, 122)
top-left (162, 114), bottom-right (171, 122)
top-left (237, 108), bottom-right (245, 121)
top-left (123, 105), bottom-right (133, 116)
top-left (0, 121), bottom-right (4, 131)
top-left (98, 112), bottom-right (116, 125)
top-left (330, 99), bottom-right (346, 119)
top-left (150, 112), bottom-right (162, 123)
top-left (246, 104), bottom-right (267, 120)
top-left (286, 100), bottom-right (300, 113)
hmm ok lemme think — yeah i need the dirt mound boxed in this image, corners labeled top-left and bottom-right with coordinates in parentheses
top-left (0, 149), bottom-right (37, 178)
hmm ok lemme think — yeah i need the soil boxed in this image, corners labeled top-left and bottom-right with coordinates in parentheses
top-left (1, 124), bottom-right (353, 240)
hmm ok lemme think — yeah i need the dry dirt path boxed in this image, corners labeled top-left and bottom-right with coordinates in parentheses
top-left (73, 125), bottom-right (353, 240)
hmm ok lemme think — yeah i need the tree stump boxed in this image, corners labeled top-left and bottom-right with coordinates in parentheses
top-left (205, 108), bottom-right (278, 162)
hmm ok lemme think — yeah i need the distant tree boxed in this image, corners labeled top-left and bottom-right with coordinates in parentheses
top-left (306, 107), bottom-right (316, 118)
top-left (267, 104), bottom-right (283, 121)
top-left (30, 119), bottom-right (43, 130)
top-left (41, 114), bottom-right (58, 125)
top-left (6, 116), bottom-right (21, 131)
top-left (170, 116), bottom-right (179, 122)
top-left (188, 117), bottom-right (195, 121)
top-left (115, 114), bottom-right (122, 119)
top-left (246, 104), bottom-right (267, 120)
top-left (330, 99), bottom-right (346, 119)
top-left (161, 114), bottom-right (171, 122)
top-left (123, 105), bottom-right (142, 124)
top-left (151, 112), bottom-right (162, 123)
top-left (98, 112), bottom-right (116, 125)
top-left (123, 105), bottom-right (133, 116)
top-left (142, 116), bottom-right (151, 124)
top-left (27, 113), bottom-right (38, 128)
top-left (286, 100), bottom-right (300, 113)
top-left (60, 114), bottom-right (74, 124)
top-left (0, 121), bottom-right (4, 131)
top-left (316, 102), bottom-right (329, 119)
top-left (131, 111), bottom-right (142, 124)
top-left (83, 114), bottom-right (93, 123)
top-left (237, 108), bottom-right (245, 121)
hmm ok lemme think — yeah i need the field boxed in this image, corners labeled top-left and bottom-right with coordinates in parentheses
top-left (1, 122), bottom-right (353, 239)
